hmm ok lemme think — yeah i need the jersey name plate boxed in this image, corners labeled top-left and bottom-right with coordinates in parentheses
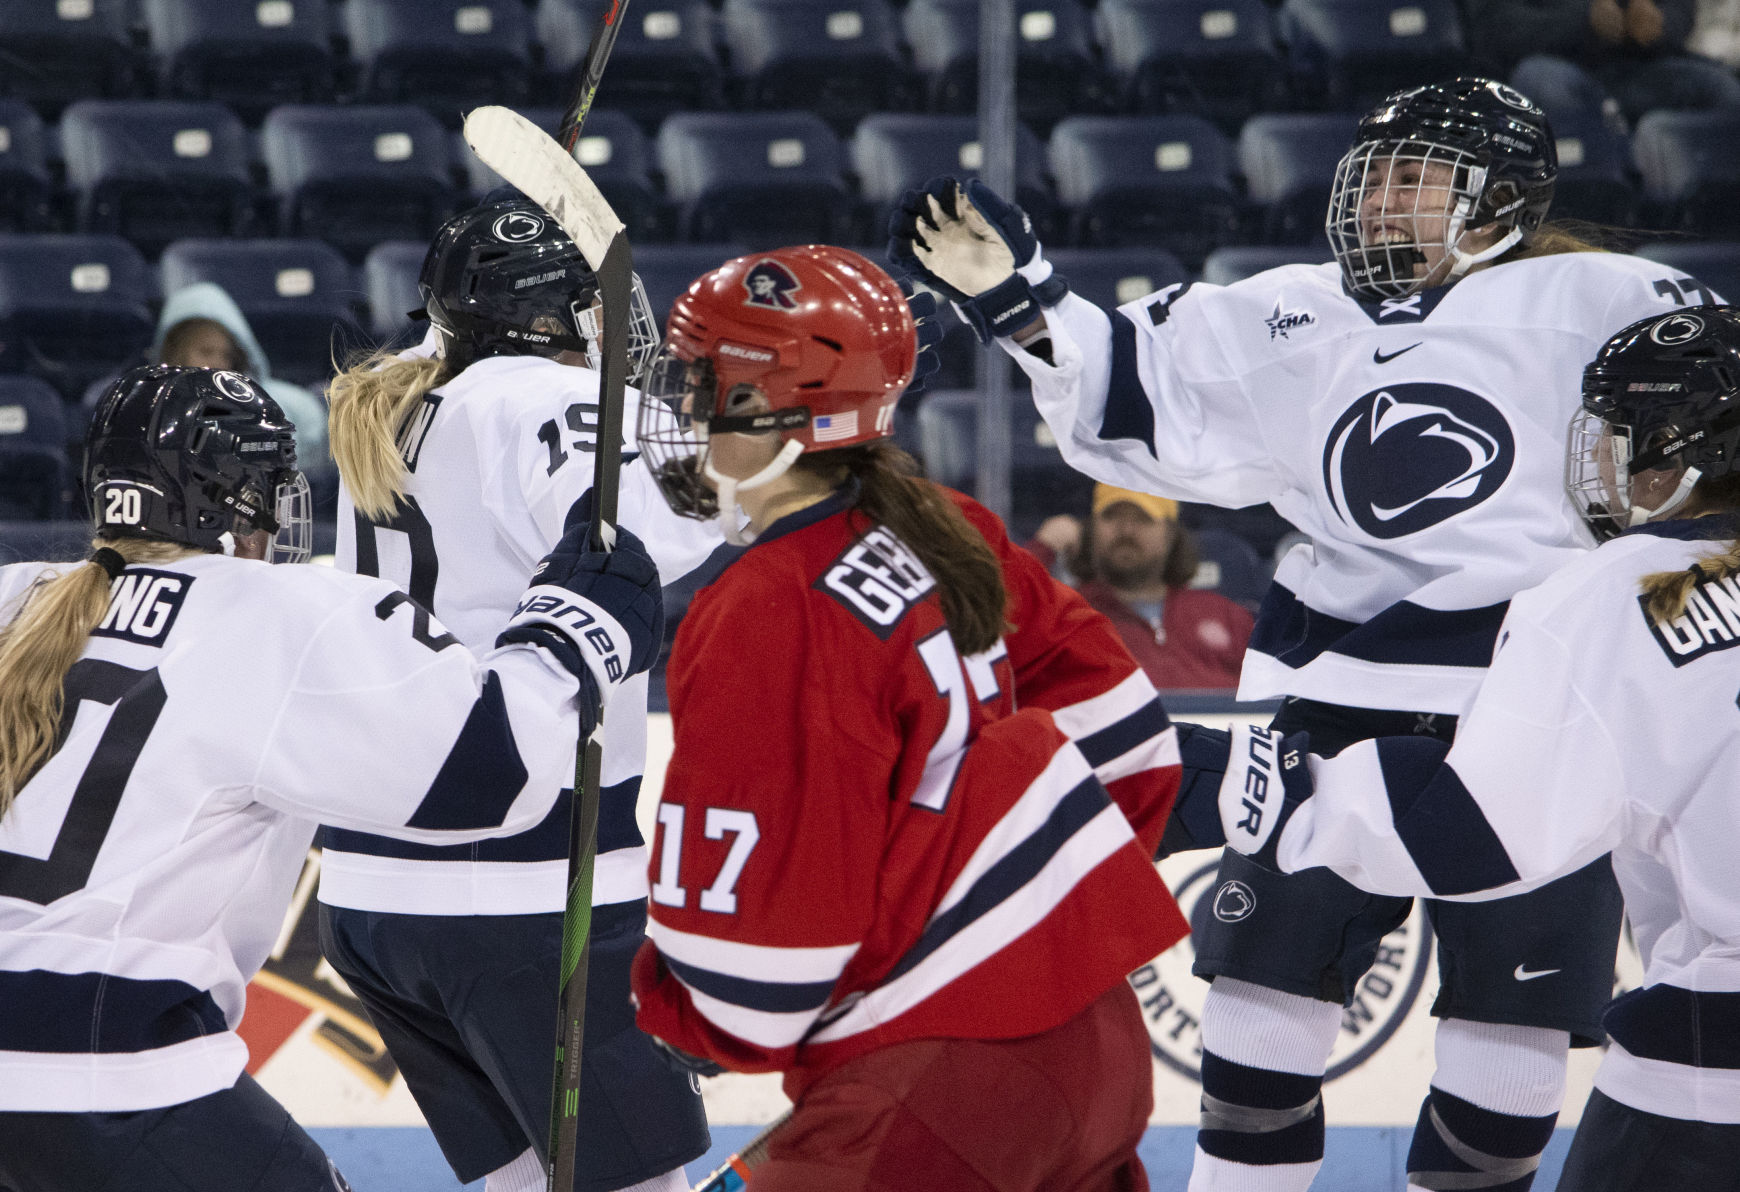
top-left (91, 568), bottom-right (192, 647)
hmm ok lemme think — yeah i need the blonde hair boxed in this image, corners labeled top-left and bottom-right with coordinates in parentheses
top-left (0, 538), bottom-right (198, 816)
top-left (327, 351), bottom-right (455, 520)
top-left (1506, 220), bottom-right (1615, 260)
top-left (1640, 544), bottom-right (1740, 622)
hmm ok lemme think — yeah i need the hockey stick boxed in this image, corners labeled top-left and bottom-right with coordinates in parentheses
top-left (691, 1110), bottom-right (794, 1192)
top-left (461, 105), bottom-right (633, 1192)
top-left (554, 0), bottom-right (633, 154)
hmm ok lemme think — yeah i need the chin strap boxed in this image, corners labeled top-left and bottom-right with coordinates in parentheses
top-left (1446, 225), bottom-right (1522, 281)
top-left (704, 439), bottom-right (806, 547)
top-left (1630, 466), bottom-right (1704, 528)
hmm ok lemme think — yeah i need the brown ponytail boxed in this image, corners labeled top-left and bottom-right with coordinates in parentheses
top-left (0, 538), bottom-right (198, 815)
top-left (327, 351), bottom-right (456, 520)
top-left (795, 441), bottom-right (1009, 655)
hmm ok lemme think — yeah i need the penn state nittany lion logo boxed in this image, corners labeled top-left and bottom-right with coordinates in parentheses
top-left (1650, 312), bottom-right (1705, 346)
top-left (491, 211), bottom-right (546, 243)
top-left (1324, 383), bottom-right (1515, 539)
top-left (1132, 853), bottom-right (1433, 1082)
top-left (743, 260), bottom-right (802, 310)
top-left (210, 370), bottom-right (258, 400)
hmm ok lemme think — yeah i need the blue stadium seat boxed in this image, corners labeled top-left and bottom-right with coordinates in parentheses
top-left (903, 0), bottom-right (1113, 134)
top-left (720, 0), bottom-right (915, 133)
top-left (60, 100), bottom-right (253, 255)
top-left (343, 0), bottom-right (532, 120)
top-left (1189, 526), bottom-right (1269, 609)
top-left (1277, 0), bottom-right (1467, 113)
top-left (1237, 111), bottom-right (1357, 244)
top-left (1200, 242), bottom-right (1334, 285)
top-left (1048, 114), bottom-right (1241, 266)
top-left (0, 234), bottom-right (153, 400)
top-left (536, 0), bottom-right (724, 128)
top-left (634, 242), bottom-right (752, 331)
top-left (1046, 247), bottom-right (1189, 311)
top-left (1633, 110), bottom-right (1740, 239)
top-left (0, 101), bottom-right (52, 232)
top-left (1545, 106), bottom-right (1636, 227)
top-left (657, 113), bottom-right (852, 247)
top-left (159, 238), bottom-right (365, 385)
top-left (454, 108), bottom-right (663, 240)
top-left (0, 0), bottom-right (143, 112)
top-left (143, 0), bottom-right (335, 120)
top-left (0, 375), bottom-right (72, 520)
top-left (261, 104), bottom-right (456, 261)
top-left (849, 113), bottom-right (1055, 244)
top-left (1635, 241), bottom-right (1740, 306)
top-left (363, 239), bottom-right (427, 344)
top-left (915, 387), bottom-right (1094, 540)
top-left (1095, 0), bottom-right (1282, 130)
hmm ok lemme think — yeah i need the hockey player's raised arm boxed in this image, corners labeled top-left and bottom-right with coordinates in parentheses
top-left (1220, 599), bottom-right (1627, 900)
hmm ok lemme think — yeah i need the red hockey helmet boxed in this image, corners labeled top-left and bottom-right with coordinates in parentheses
top-left (638, 245), bottom-right (917, 520)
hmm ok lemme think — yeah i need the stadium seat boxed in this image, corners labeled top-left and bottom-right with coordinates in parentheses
top-left (0, 375), bottom-right (72, 520)
top-left (1200, 242), bottom-right (1334, 285)
top-left (362, 239), bottom-right (427, 343)
top-left (720, 0), bottom-right (915, 133)
top-left (343, 0), bottom-right (532, 121)
top-left (1545, 105), bottom-right (1636, 227)
top-left (1635, 241), bottom-right (1740, 306)
top-left (0, 101), bottom-right (52, 232)
top-left (1048, 114), bottom-right (1241, 266)
top-left (261, 104), bottom-right (456, 261)
top-left (1189, 526), bottom-right (1270, 608)
top-left (1046, 247), bottom-right (1189, 311)
top-left (1095, 0), bottom-right (1282, 131)
top-left (60, 100), bottom-right (253, 255)
top-left (455, 108), bottom-right (663, 241)
top-left (0, 234), bottom-right (154, 400)
top-left (657, 113), bottom-right (852, 248)
top-left (634, 242), bottom-right (752, 331)
top-left (1277, 0), bottom-right (1467, 113)
top-left (0, 0), bottom-right (143, 112)
top-left (536, 0), bottom-right (724, 129)
top-left (142, 0), bottom-right (336, 120)
top-left (159, 238), bottom-right (365, 386)
top-left (915, 387), bottom-right (1094, 539)
top-left (849, 114), bottom-right (1054, 244)
top-left (1633, 109), bottom-right (1740, 239)
top-left (903, 0), bottom-right (1113, 134)
top-left (1237, 111), bottom-right (1358, 244)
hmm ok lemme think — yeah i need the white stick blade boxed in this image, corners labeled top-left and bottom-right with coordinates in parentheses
top-left (462, 105), bottom-right (625, 268)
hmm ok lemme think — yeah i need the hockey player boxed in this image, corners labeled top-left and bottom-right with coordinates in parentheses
top-left (630, 245), bottom-right (1190, 1191)
top-left (1216, 304), bottom-right (1740, 1192)
top-left (0, 365), bottom-right (663, 1192)
top-left (316, 199), bottom-right (717, 1192)
top-left (888, 77), bottom-right (1723, 1192)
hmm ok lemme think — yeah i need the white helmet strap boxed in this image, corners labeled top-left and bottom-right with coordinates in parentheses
top-left (703, 438), bottom-right (805, 547)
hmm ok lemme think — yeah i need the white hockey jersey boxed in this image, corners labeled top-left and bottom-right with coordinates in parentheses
top-left (319, 354), bottom-right (720, 917)
top-left (0, 554), bottom-right (584, 1112)
top-left (1268, 516), bottom-right (1740, 1123)
top-left (1011, 253), bottom-right (1722, 714)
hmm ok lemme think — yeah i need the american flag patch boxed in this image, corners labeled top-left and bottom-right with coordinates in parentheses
top-left (812, 411), bottom-right (858, 442)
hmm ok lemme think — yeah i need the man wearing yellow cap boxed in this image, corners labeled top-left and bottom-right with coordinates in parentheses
top-left (1029, 485), bottom-right (1252, 690)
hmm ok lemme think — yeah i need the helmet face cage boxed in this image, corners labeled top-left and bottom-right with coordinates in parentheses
top-left (575, 272), bottom-right (660, 385)
top-left (268, 471), bottom-right (313, 563)
top-left (1565, 408), bottom-right (1636, 541)
top-left (638, 349), bottom-right (722, 519)
top-left (1326, 139), bottom-right (1485, 300)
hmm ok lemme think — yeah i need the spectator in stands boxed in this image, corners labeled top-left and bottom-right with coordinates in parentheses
top-left (1461, 0), bottom-right (1740, 127)
top-left (1689, 0), bottom-right (1740, 65)
top-left (1028, 485), bottom-right (1254, 690)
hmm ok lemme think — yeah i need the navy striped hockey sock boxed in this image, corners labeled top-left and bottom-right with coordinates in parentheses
top-left (1405, 1087), bottom-right (1558, 1192)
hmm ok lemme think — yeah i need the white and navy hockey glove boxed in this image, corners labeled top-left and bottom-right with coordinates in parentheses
top-left (887, 176), bottom-right (1068, 343)
top-left (1157, 722), bottom-right (1233, 858)
top-left (1217, 724), bottom-right (1314, 873)
top-left (898, 275), bottom-right (945, 399)
top-left (498, 511), bottom-right (664, 728)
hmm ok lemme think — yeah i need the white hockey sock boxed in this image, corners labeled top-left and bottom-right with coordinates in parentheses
top-left (1429, 1019), bottom-right (1569, 1117)
top-left (484, 1147), bottom-right (543, 1192)
top-left (608, 1166), bottom-right (690, 1192)
top-left (1199, 977), bottom-right (1342, 1075)
top-left (1187, 1147), bottom-right (1325, 1192)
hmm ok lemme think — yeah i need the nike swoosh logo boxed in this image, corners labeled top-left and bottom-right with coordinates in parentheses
top-left (1373, 343), bottom-right (1422, 364)
top-left (1513, 965), bottom-right (1561, 981)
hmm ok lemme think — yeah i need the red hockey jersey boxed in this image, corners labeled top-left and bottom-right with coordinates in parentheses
top-left (632, 483), bottom-right (1189, 1092)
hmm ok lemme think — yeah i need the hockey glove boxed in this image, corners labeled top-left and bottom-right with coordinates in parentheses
top-left (1156, 722), bottom-right (1233, 859)
top-left (898, 275), bottom-right (944, 399)
top-left (497, 518), bottom-right (664, 725)
top-left (887, 177), bottom-right (1068, 344)
top-left (1216, 724), bottom-right (1314, 873)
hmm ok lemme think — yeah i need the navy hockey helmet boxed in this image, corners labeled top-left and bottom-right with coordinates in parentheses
top-left (1326, 78), bottom-right (1556, 300)
top-left (1569, 306), bottom-right (1740, 538)
top-left (418, 198), bottom-right (657, 377)
top-left (85, 365), bottom-right (311, 563)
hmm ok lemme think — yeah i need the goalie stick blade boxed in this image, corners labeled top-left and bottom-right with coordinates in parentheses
top-left (462, 105), bottom-right (625, 271)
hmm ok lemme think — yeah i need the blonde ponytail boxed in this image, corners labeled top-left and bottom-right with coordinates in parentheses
top-left (1641, 541), bottom-right (1740, 623)
top-left (327, 352), bottom-right (455, 520)
top-left (0, 538), bottom-right (197, 815)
